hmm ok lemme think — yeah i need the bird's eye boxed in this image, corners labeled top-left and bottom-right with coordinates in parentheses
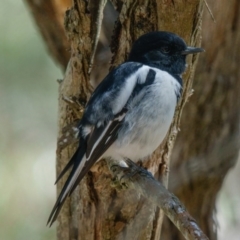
top-left (161, 47), bottom-right (170, 54)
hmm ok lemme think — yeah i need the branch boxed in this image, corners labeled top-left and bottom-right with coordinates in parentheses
top-left (108, 159), bottom-right (209, 240)
top-left (25, 0), bottom-right (71, 70)
top-left (88, 0), bottom-right (108, 74)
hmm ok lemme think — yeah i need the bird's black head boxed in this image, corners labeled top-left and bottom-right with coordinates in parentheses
top-left (128, 31), bottom-right (204, 75)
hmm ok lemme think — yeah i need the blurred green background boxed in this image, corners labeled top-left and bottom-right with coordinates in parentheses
top-left (0, 1), bottom-right (60, 239)
top-left (0, 1), bottom-right (239, 240)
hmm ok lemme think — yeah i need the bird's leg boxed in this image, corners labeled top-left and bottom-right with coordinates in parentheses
top-left (108, 159), bottom-right (127, 189)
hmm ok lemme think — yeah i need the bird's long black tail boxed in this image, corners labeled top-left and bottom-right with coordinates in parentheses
top-left (47, 145), bottom-right (87, 227)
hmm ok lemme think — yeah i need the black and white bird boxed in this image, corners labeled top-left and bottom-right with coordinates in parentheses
top-left (47, 31), bottom-right (204, 226)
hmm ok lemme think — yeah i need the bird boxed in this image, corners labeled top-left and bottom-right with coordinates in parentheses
top-left (47, 31), bottom-right (204, 226)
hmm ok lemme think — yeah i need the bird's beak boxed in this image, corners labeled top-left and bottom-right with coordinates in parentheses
top-left (181, 46), bottom-right (205, 55)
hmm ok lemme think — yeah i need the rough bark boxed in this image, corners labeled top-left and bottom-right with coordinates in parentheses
top-left (54, 1), bottom-right (204, 240)
top-left (162, 1), bottom-right (240, 239)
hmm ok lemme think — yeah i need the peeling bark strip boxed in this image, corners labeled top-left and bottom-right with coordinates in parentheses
top-left (55, 1), bottom-right (204, 240)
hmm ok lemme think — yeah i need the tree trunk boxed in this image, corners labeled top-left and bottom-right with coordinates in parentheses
top-left (162, 1), bottom-right (240, 239)
top-left (54, 1), bottom-right (204, 239)
top-left (25, 0), bottom-right (240, 239)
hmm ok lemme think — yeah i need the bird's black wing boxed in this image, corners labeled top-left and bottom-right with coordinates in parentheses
top-left (47, 109), bottom-right (127, 226)
top-left (47, 62), bottom-right (152, 226)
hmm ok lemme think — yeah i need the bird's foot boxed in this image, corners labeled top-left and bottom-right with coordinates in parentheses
top-left (109, 159), bottom-right (154, 190)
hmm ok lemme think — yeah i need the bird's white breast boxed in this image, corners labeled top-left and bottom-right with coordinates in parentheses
top-left (105, 66), bottom-right (181, 161)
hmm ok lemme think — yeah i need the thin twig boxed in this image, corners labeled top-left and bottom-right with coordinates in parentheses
top-left (203, 0), bottom-right (216, 23)
top-left (108, 159), bottom-right (209, 240)
top-left (88, 0), bottom-right (107, 74)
